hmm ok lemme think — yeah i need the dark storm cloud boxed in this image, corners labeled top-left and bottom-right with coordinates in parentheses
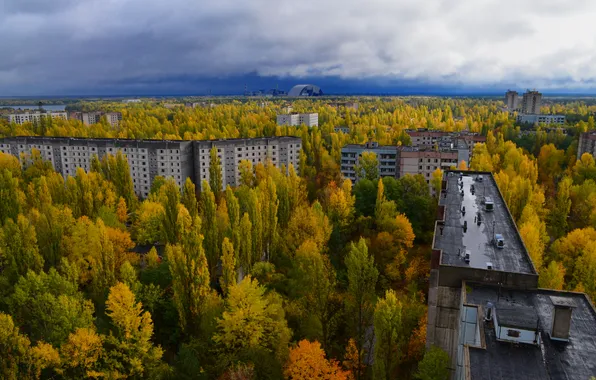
top-left (1, 0), bottom-right (595, 95)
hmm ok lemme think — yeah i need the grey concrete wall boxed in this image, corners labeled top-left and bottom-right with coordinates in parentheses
top-left (438, 265), bottom-right (538, 289)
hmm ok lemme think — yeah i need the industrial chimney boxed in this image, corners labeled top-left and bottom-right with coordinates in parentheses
top-left (549, 296), bottom-right (576, 342)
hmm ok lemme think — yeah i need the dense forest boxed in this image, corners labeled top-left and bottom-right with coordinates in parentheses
top-left (0, 97), bottom-right (595, 379)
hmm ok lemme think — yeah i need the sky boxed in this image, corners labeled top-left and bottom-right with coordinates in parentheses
top-left (2, 0), bottom-right (596, 96)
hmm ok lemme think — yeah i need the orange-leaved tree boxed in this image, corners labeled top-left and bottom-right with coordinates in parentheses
top-left (284, 340), bottom-right (350, 380)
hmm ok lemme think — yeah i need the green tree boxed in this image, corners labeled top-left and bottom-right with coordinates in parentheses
top-left (201, 180), bottom-right (219, 279)
top-left (373, 290), bottom-right (402, 380)
top-left (112, 151), bottom-right (137, 211)
top-left (0, 312), bottom-right (51, 380)
top-left (181, 178), bottom-right (198, 221)
top-left (549, 176), bottom-right (572, 239)
top-left (355, 151), bottom-right (379, 181)
top-left (345, 238), bottom-right (378, 379)
top-left (209, 146), bottom-right (223, 196)
top-left (431, 168), bottom-right (443, 197)
top-left (354, 179), bottom-right (377, 217)
top-left (9, 269), bottom-right (94, 346)
top-left (574, 243), bottom-right (596, 300)
top-left (90, 219), bottom-right (117, 302)
top-left (159, 178), bottom-right (181, 244)
top-left (225, 186), bottom-right (241, 251)
top-left (0, 170), bottom-right (21, 225)
top-left (259, 176), bottom-right (278, 261)
top-left (119, 261), bottom-right (142, 295)
top-left (150, 175), bottom-right (166, 195)
top-left (239, 213), bottom-right (253, 274)
top-left (134, 201), bottom-right (165, 244)
top-left (415, 346), bottom-right (450, 380)
top-left (30, 205), bottom-right (75, 270)
top-left (0, 215), bottom-right (44, 284)
top-left (167, 216), bottom-right (216, 336)
top-left (294, 240), bottom-right (339, 350)
top-left (539, 261), bottom-right (565, 290)
top-left (247, 189), bottom-right (263, 265)
top-left (238, 160), bottom-right (255, 188)
top-left (221, 237), bottom-right (236, 296)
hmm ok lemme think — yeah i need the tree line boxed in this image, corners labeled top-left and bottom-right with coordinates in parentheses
top-left (0, 142), bottom-right (445, 379)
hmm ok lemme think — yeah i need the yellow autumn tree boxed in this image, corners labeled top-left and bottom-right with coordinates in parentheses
top-left (327, 180), bottom-right (355, 229)
top-left (104, 282), bottom-right (164, 378)
top-left (519, 223), bottom-right (544, 272)
top-left (116, 197), bottom-right (128, 224)
top-left (538, 261), bottom-right (565, 290)
top-left (58, 328), bottom-right (105, 378)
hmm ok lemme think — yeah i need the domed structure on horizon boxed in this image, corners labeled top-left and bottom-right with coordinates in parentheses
top-left (288, 84), bottom-right (323, 97)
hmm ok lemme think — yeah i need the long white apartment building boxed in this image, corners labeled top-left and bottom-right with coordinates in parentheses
top-left (516, 114), bottom-right (565, 125)
top-left (276, 113), bottom-right (318, 127)
top-left (193, 137), bottom-right (301, 189)
top-left (0, 136), bottom-right (302, 198)
top-left (6, 112), bottom-right (68, 125)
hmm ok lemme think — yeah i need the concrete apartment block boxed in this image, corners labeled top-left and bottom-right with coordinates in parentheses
top-left (276, 113), bottom-right (318, 127)
top-left (6, 112), bottom-right (68, 125)
top-left (0, 136), bottom-right (301, 198)
top-left (193, 136), bottom-right (301, 190)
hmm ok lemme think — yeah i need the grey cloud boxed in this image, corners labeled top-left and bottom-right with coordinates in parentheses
top-left (1, 0), bottom-right (596, 95)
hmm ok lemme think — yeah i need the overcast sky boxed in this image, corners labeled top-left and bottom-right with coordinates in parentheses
top-left (2, 0), bottom-right (596, 95)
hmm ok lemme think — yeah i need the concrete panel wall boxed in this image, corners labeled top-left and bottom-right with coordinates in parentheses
top-left (438, 265), bottom-right (538, 289)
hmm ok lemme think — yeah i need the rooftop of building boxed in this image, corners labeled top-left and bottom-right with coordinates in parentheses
top-left (433, 171), bottom-right (536, 274)
top-left (397, 145), bottom-right (460, 153)
top-left (455, 139), bottom-right (468, 150)
top-left (6, 110), bottom-right (67, 114)
top-left (0, 135), bottom-right (301, 144)
top-left (406, 129), bottom-right (449, 135)
top-left (342, 142), bottom-right (398, 151)
top-left (288, 84), bottom-right (323, 97)
top-left (581, 131), bottom-right (596, 140)
top-left (464, 283), bottom-right (596, 380)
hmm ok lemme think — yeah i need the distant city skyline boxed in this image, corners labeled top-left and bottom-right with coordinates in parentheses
top-left (3, 0), bottom-right (596, 96)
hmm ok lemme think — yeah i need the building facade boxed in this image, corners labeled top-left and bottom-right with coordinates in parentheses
top-left (340, 138), bottom-right (470, 186)
top-left (6, 112), bottom-right (68, 125)
top-left (334, 126), bottom-right (351, 134)
top-left (577, 131), bottom-right (596, 159)
top-left (0, 136), bottom-right (301, 198)
top-left (398, 146), bottom-right (462, 183)
top-left (276, 113), bottom-right (318, 127)
top-left (69, 112), bottom-right (123, 127)
top-left (193, 137), bottom-right (301, 189)
top-left (520, 90), bottom-right (543, 114)
top-left (406, 129), bottom-right (449, 147)
top-left (504, 90), bottom-right (519, 110)
top-left (516, 114), bottom-right (565, 125)
top-left (340, 141), bottom-right (399, 182)
top-left (405, 129), bottom-right (486, 155)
